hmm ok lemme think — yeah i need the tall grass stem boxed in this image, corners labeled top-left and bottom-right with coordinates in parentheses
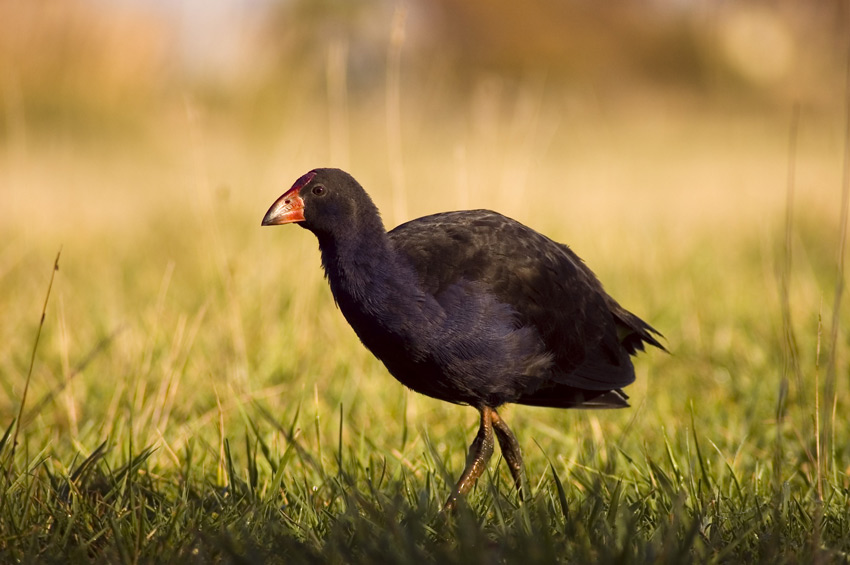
top-left (6, 249), bottom-right (60, 479)
top-left (386, 4), bottom-right (408, 226)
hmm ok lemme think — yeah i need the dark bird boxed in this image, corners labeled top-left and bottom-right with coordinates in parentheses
top-left (262, 168), bottom-right (665, 509)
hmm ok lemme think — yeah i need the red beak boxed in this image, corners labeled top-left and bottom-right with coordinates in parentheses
top-left (262, 170), bottom-right (316, 226)
top-left (261, 187), bottom-right (305, 225)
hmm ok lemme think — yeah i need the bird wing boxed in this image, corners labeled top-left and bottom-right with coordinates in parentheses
top-left (388, 210), bottom-right (660, 395)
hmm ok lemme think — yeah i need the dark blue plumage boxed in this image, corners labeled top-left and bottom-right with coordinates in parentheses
top-left (262, 167), bottom-right (664, 508)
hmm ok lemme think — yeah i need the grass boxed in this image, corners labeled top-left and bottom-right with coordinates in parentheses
top-left (2, 87), bottom-right (849, 563)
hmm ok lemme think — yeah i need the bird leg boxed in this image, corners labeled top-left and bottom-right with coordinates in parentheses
top-left (443, 406), bottom-right (495, 511)
top-left (491, 409), bottom-right (525, 501)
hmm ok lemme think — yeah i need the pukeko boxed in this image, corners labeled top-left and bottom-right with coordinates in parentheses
top-left (262, 168), bottom-right (664, 509)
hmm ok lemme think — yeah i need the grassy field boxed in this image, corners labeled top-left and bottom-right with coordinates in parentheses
top-left (1, 85), bottom-right (849, 563)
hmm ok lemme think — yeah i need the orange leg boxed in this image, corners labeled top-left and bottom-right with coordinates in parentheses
top-left (443, 406), bottom-right (495, 511)
top-left (443, 406), bottom-right (526, 511)
top-left (491, 408), bottom-right (525, 501)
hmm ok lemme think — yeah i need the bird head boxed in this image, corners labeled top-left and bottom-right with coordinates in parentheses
top-left (261, 168), bottom-right (382, 237)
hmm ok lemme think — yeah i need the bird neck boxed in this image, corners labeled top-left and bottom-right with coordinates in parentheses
top-left (318, 223), bottom-right (426, 324)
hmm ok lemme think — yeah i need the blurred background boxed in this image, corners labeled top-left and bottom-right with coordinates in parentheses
top-left (1, 0), bottom-right (848, 443)
top-left (2, 0), bottom-right (846, 233)
top-left (1, 0), bottom-right (845, 115)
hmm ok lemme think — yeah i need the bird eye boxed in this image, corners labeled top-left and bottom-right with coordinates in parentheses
top-left (312, 185), bottom-right (326, 196)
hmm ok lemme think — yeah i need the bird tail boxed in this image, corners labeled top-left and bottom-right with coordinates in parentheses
top-left (611, 305), bottom-right (667, 355)
top-left (518, 387), bottom-right (630, 409)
